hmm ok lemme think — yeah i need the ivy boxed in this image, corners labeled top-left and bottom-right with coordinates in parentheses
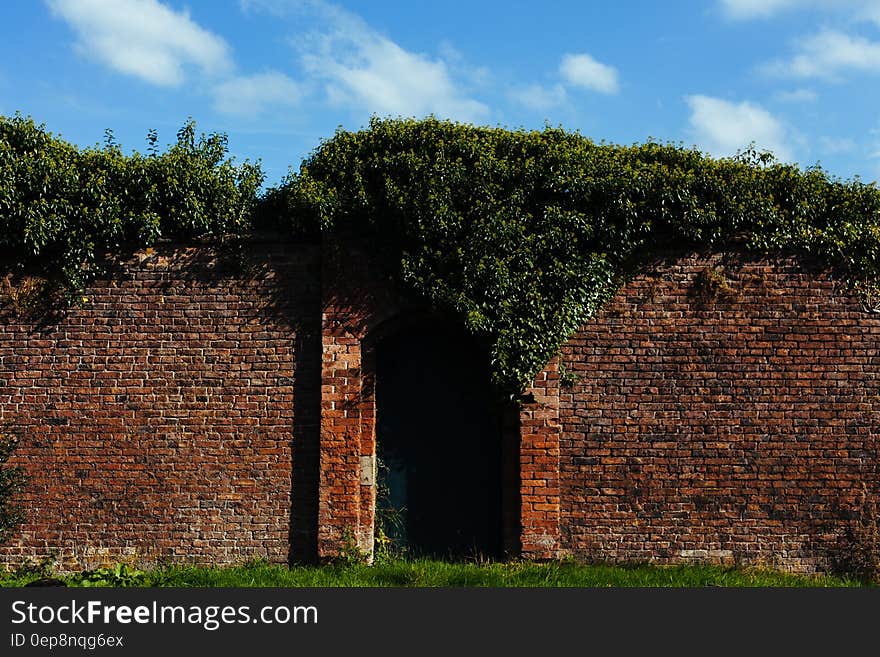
top-left (3, 114), bottom-right (880, 395)
top-left (0, 428), bottom-right (27, 546)
top-left (276, 117), bottom-right (880, 393)
top-left (0, 113), bottom-right (263, 301)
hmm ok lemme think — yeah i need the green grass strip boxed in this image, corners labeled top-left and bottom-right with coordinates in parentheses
top-left (0, 559), bottom-right (862, 588)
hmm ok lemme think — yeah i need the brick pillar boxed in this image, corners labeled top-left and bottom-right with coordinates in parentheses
top-left (519, 357), bottom-right (562, 559)
top-left (317, 326), bottom-right (366, 558)
top-left (317, 237), bottom-right (386, 560)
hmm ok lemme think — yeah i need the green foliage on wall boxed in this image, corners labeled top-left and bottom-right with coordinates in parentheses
top-left (276, 117), bottom-right (880, 392)
top-left (3, 113), bottom-right (880, 393)
top-left (0, 428), bottom-right (28, 545)
top-left (0, 113), bottom-right (263, 300)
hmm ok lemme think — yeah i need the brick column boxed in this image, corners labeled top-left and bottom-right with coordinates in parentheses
top-left (317, 324), bottom-right (366, 558)
top-left (519, 357), bottom-right (562, 559)
top-left (317, 237), bottom-right (390, 560)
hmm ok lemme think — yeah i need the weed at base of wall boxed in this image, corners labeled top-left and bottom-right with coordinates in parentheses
top-left (831, 484), bottom-right (880, 584)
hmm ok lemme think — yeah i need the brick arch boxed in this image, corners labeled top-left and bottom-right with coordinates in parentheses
top-left (317, 238), bottom-right (563, 560)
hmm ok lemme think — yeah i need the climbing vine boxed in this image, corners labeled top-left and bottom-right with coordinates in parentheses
top-left (275, 117), bottom-right (880, 392)
top-left (0, 113), bottom-right (263, 302)
top-left (3, 113), bottom-right (880, 393)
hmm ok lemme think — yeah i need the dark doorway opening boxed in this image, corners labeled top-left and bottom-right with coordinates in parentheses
top-left (375, 322), bottom-right (503, 559)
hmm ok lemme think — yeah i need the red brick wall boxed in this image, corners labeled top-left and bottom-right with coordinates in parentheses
top-left (1, 243), bottom-right (877, 574)
top-left (559, 253), bottom-right (880, 573)
top-left (0, 239), bottom-right (321, 570)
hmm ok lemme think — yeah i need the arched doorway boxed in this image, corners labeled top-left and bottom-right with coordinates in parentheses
top-left (374, 322), bottom-right (503, 559)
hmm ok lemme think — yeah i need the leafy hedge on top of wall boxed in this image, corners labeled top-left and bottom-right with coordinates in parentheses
top-left (0, 113), bottom-right (263, 298)
top-left (276, 117), bottom-right (880, 392)
top-left (3, 113), bottom-right (880, 393)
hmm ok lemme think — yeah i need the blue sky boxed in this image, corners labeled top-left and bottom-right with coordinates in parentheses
top-left (3, 0), bottom-right (880, 186)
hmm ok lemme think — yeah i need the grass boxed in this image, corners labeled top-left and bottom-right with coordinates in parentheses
top-left (0, 558), bottom-right (863, 588)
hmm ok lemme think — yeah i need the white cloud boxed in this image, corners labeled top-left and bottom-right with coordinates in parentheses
top-left (512, 52), bottom-right (618, 111)
top-left (296, 9), bottom-right (488, 122)
top-left (764, 29), bottom-right (880, 79)
top-left (239, 0), bottom-right (288, 15)
top-left (559, 53), bottom-right (619, 94)
top-left (719, 0), bottom-right (878, 20)
top-left (819, 136), bottom-right (858, 153)
top-left (438, 41), bottom-right (492, 87)
top-left (47, 0), bottom-right (232, 86)
top-left (727, 2), bottom-right (880, 83)
top-left (213, 71), bottom-right (302, 116)
top-left (509, 84), bottom-right (567, 111)
top-left (685, 94), bottom-right (796, 162)
top-left (774, 88), bottom-right (818, 102)
top-left (236, 0), bottom-right (490, 121)
top-left (719, 0), bottom-right (803, 19)
top-left (238, 0), bottom-right (310, 16)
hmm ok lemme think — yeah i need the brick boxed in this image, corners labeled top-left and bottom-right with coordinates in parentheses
top-left (0, 239), bottom-right (313, 571)
top-left (558, 252), bottom-right (880, 574)
top-left (1, 244), bottom-right (877, 576)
